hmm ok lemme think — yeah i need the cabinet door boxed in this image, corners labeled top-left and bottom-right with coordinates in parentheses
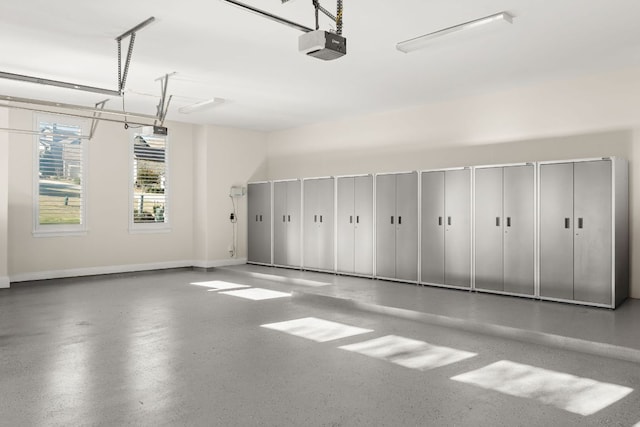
top-left (421, 172), bottom-right (445, 285)
top-left (376, 174), bottom-right (396, 279)
top-left (539, 163), bottom-right (574, 300)
top-left (574, 160), bottom-right (612, 305)
top-left (303, 180), bottom-right (318, 269)
top-left (248, 183), bottom-right (271, 264)
top-left (286, 180), bottom-right (301, 267)
top-left (261, 184), bottom-right (272, 264)
top-left (273, 182), bottom-right (288, 266)
top-left (444, 169), bottom-right (471, 287)
top-left (247, 183), bottom-right (261, 263)
top-left (337, 177), bottom-right (355, 273)
top-left (474, 167), bottom-right (504, 291)
top-left (503, 165), bottom-right (535, 295)
top-left (316, 178), bottom-right (335, 271)
top-left (354, 176), bottom-right (374, 275)
top-left (395, 172), bottom-right (418, 281)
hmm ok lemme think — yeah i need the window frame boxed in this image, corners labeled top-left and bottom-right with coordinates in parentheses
top-left (129, 129), bottom-right (171, 234)
top-left (32, 113), bottom-right (89, 237)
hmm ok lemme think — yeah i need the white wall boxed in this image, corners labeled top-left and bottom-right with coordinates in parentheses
top-left (0, 107), bottom-right (8, 287)
top-left (4, 106), bottom-right (268, 281)
top-left (7, 109), bottom-right (197, 280)
top-left (193, 125), bottom-right (268, 267)
top-left (266, 66), bottom-right (640, 299)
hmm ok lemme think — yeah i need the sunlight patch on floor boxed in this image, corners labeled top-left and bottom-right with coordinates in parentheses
top-left (261, 317), bottom-right (373, 342)
top-left (247, 271), bottom-right (332, 287)
top-left (190, 280), bottom-right (250, 291)
top-left (219, 288), bottom-right (292, 300)
top-left (340, 335), bottom-right (476, 370)
top-left (451, 360), bottom-right (634, 416)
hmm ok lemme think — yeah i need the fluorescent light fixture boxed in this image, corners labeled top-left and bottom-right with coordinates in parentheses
top-left (396, 11), bottom-right (513, 53)
top-left (178, 98), bottom-right (225, 114)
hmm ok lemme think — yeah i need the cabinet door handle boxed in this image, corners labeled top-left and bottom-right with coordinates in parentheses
top-left (506, 217), bottom-right (511, 227)
top-left (314, 215), bottom-right (317, 223)
top-left (256, 215), bottom-right (259, 222)
top-left (288, 215), bottom-right (291, 222)
top-left (320, 215), bottom-right (323, 223)
top-left (349, 215), bottom-right (353, 224)
top-left (578, 218), bottom-right (584, 229)
top-left (391, 216), bottom-right (394, 225)
top-left (356, 216), bottom-right (360, 224)
top-left (448, 216), bottom-right (452, 226)
top-left (283, 215), bottom-right (286, 223)
top-left (398, 216), bottom-right (402, 225)
top-left (564, 218), bottom-right (570, 229)
top-left (259, 215), bottom-right (263, 222)
top-left (438, 216), bottom-right (443, 226)
top-left (496, 217), bottom-right (500, 227)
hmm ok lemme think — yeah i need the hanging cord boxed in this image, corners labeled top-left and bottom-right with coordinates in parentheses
top-left (312, 0), bottom-right (343, 34)
top-left (336, 0), bottom-right (343, 35)
top-left (229, 194), bottom-right (238, 258)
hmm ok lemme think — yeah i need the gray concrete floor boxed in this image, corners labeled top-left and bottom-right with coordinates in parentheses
top-left (1, 267), bottom-right (640, 426)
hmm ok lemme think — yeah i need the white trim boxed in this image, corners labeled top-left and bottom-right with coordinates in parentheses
top-left (473, 162), bottom-right (534, 170)
top-left (9, 259), bottom-right (248, 283)
top-left (537, 156), bottom-right (614, 166)
top-left (33, 113), bottom-right (89, 235)
top-left (33, 229), bottom-right (88, 238)
top-left (335, 173), bottom-right (373, 179)
top-left (0, 276), bottom-right (9, 288)
top-left (375, 170), bottom-right (417, 177)
top-left (192, 258), bottom-right (248, 269)
top-left (420, 166), bottom-right (470, 173)
top-left (302, 176), bottom-right (334, 181)
top-left (128, 225), bottom-right (172, 234)
top-left (129, 130), bottom-right (170, 233)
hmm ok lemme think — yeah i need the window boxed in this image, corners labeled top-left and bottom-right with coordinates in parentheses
top-left (130, 130), bottom-right (169, 232)
top-left (34, 114), bottom-right (88, 236)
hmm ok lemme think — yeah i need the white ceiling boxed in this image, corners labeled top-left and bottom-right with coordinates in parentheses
top-left (1, 0), bottom-right (640, 131)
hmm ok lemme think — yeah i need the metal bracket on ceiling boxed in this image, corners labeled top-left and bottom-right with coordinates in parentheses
top-left (117, 16), bottom-right (155, 94)
top-left (311, 0), bottom-right (343, 34)
top-left (0, 17), bottom-right (155, 97)
top-left (222, 0), bottom-right (314, 33)
top-left (154, 74), bottom-right (173, 126)
top-left (89, 99), bottom-right (109, 140)
top-left (0, 94), bottom-right (157, 129)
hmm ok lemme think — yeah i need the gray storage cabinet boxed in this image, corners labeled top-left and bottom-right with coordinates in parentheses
top-left (474, 164), bottom-right (535, 296)
top-left (376, 172), bottom-right (418, 282)
top-left (337, 175), bottom-right (374, 276)
top-left (303, 177), bottom-right (335, 272)
top-left (539, 158), bottom-right (628, 308)
top-left (247, 182), bottom-right (272, 265)
top-left (273, 179), bottom-right (302, 268)
top-left (421, 169), bottom-right (471, 288)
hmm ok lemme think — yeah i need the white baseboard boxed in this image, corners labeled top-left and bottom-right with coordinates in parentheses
top-left (192, 258), bottom-right (248, 269)
top-left (9, 260), bottom-right (198, 283)
top-left (0, 276), bottom-right (9, 289)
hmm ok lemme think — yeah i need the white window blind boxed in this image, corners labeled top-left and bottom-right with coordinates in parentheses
top-left (34, 115), bottom-right (87, 235)
top-left (131, 132), bottom-right (169, 231)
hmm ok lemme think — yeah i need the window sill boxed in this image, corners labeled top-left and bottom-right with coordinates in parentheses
top-left (33, 229), bottom-right (88, 238)
top-left (128, 225), bottom-right (172, 235)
